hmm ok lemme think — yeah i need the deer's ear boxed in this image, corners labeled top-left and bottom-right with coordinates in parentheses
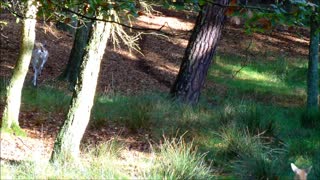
top-left (306, 166), bottom-right (312, 174)
top-left (291, 163), bottom-right (299, 173)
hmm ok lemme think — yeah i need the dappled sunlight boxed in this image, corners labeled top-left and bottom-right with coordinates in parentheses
top-left (215, 61), bottom-right (282, 84)
top-left (118, 149), bottom-right (155, 177)
top-left (211, 60), bottom-right (307, 102)
top-left (154, 63), bottom-right (179, 75)
top-left (137, 15), bottom-right (194, 31)
top-left (252, 33), bottom-right (309, 57)
top-left (279, 32), bottom-right (309, 44)
top-left (109, 48), bottom-right (139, 61)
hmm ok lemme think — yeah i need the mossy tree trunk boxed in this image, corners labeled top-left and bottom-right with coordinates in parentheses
top-left (306, 1), bottom-right (319, 110)
top-left (60, 21), bottom-right (92, 88)
top-left (1, 0), bottom-right (38, 132)
top-left (170, 0), bottom-right (229, 105)
top-left (50, 17), bottom-right (111, 161)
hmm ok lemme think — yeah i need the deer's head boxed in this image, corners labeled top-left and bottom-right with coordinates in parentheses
top-left (291, 163), bottom-right (312, 180)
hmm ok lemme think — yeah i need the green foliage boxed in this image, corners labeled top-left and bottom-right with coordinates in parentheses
top-left (92, 93), bottom-right (216, 138)
top-left (145, 136), bottom-right (214, 180)
top-left (0, 51), bottom-right (318, 179)
top-left (92, 94), bottom-right (155, 132)
top-left (214, 127), bottom-right (266, 159)
top-left (236, 103), bottom-right (278, 138)
top-left (233, 150), bottom-right (287, 179)
top-left (22, 85), bottom-right (71, 113)
top-left (209, 54), bottom-right (307, 104)
top-left (0, 124), bottom-right (26, 137)
top-left (311, 153), bottom-right (320, 179)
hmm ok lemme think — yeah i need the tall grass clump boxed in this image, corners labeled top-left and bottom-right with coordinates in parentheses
top-left (145, 136), bottom-right (214, 179)
top-left (232, 149), bottom-right (287, 179)
top-left (236, 104), bottom-right (278, 138)
top-left (214, 126), bottom-right (287, 178)
top-left (217, 102), bottom-right (278, 138)
top-left (80, 139), bottom-right (128, 179)
top-left (215, 127), bottom-right (264, 159)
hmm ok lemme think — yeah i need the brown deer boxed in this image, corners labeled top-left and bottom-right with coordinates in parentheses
top-left (291, 163), bottom-right (312, 180)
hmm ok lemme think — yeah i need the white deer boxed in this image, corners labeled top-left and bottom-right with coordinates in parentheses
top-left (31, 42), bottom-right (48, 86)
top-left (291, 163), bottom-right (312, 180)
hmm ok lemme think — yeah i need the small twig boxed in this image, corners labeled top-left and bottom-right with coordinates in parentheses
top-left (1, 33), bottom-right (8, 39)
top-left (232, 37), bottom-right (254, 78)
top-left (13, 133), bottom-right (32, 150)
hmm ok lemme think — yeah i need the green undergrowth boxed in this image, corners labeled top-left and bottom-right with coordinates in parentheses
top-left (21, 85), bottom-right (72, 113)
top-left (1, 136), bottom-right (214, 179)
top-left (207, 54), bottom-right (313, 105)
top-left (0, 53), bottom-right (319, 179)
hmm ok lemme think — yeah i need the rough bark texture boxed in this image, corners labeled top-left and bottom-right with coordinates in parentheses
top-left (60, 21), bottom-right (92, 87)
top-left (51, 18), bottom-right (111, 161)
top-left (307, 2), bottom-right (319, 109)
top-left (170, 0), bottom-right (229, 105)
top-left (1, 0), bottom-right (37, 130)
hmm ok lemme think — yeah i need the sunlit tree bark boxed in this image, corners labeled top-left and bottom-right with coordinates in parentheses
top-left (51, 16), bottom-right (111, 161)
top-left (170, 0), bottom-right (230, 105)
top-left (1, 0), bottom-right (38, 132)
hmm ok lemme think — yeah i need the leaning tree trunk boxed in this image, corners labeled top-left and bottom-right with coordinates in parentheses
top-left (170, 0), bottom-right (229, 105)
top-left (306, 2), bottom-right (319, 109)
top-left (50, 17), bottom-right (111, 161)
top-left (1, 0), bottom-right (38, 131)
top-left (60, 21), bottom-right (92, 88)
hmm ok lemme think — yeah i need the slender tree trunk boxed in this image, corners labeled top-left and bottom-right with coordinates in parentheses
top-left (307, 2), bottom-right (319, 109)
top-left (60, 21), bottom-right (92, 87)
top-left (1, 0), bottom-right (37, 131)
top-left (170, 0), bottom-right (229, 105)
top-left (51, 17), bottom-right (111, 161)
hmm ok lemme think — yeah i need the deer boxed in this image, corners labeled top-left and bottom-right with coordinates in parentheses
top-left (291, 163), bottom-right (312, 180)
top-left (31, 42), bottom-right (48, 86)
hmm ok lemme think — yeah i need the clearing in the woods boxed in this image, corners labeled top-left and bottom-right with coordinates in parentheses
top-left (0, 7), bottom-right (317, 179)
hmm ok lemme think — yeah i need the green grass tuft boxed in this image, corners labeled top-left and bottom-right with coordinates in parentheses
top-left (145, 136), bottom-right (214, 179)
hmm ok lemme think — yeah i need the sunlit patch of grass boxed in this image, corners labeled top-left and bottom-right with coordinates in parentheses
top-left (0, 136), bottom-right (216, 179)
top-left (208, 54), bottom-right (309, 104)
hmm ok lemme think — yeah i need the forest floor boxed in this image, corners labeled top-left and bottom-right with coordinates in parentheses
top-left (0, 7), bottom-right (310, 164)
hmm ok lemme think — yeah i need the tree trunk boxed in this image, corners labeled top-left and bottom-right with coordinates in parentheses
top-left (306, 2), bottom-right (319, 109)
top-left (170, 0), bottom-right (229, 105)
top-left (1, 0), bottom-right (37, 132)
top-left (50, 17), bottom-right (111, 161)
top-left (60, 21), bottom-right (92, 88)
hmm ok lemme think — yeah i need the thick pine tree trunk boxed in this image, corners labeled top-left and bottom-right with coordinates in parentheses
top-left (307, 3), bottom-right (319, 109)
top-left (51, 18), bottom-right (111, 161)
top-left (170, 0), bottom-right (229, 105)
top-left (1, 0), bottom-right (37, 131)
top-left (60, 21), bottom-right (92, 87)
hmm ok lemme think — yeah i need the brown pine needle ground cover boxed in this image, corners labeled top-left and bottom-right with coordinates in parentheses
top-left (0, 7), bottom-right (310, 167)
